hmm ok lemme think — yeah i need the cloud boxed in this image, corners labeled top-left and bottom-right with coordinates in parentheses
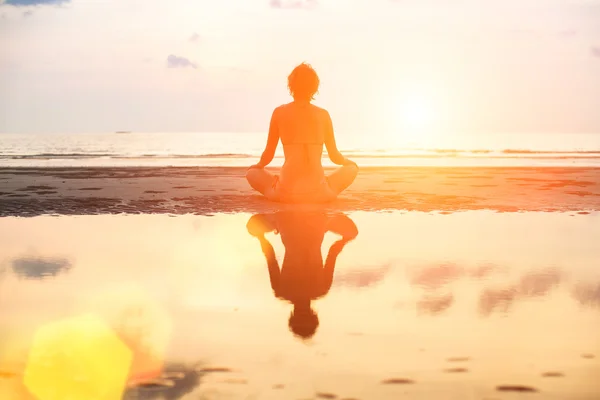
top-left (269, 0), bottom-right (317, 10)
top-left (11, 256), bottom-right (72, 280)
top-left (189, 33), bottom-right (200, 43)
top-left (592, 47), bottom-right (600, 58)
top-left (2, 0), bottom-right (69, 6)
top-left (167, 54), bottom-right (197, 69)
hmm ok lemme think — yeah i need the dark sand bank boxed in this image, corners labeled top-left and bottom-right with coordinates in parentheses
top-left (1, 166), bottom-right (599, 216)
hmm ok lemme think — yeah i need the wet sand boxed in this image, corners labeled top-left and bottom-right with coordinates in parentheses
top-left (1, 167), bottom-right (599, 399)
top-left (1, 211), bottom-right (599, 399)
top-left (1, 166), bottom-right (599, 216)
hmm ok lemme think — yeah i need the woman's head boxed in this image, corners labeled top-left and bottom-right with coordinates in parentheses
top-left (287, 63), bottom-right (320, 102)
top-left (288, 306), bottom-right (319, 340)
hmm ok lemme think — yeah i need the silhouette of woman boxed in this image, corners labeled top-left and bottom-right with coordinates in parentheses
top-left (246, 211), bottom-right (358, 339)
top-left (246, 63), bottom-right (358, 203)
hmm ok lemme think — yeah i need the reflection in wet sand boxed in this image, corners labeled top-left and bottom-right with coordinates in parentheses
top-left (573, 282), bottom-right (600, 309)
top-left (517, 268), bottom-right (562, 298)
top-left (417, 293), bottom-right (454, 316)
top-left (479, 287), bottom-right (518, 316)
top-left (0, 211), bottom-right (599, 399)
top-left (124, 364), bottom-right (203, 400)
top-left (479, 267), bottom-right (563, 317)
top-left (410, 263), bottom-right (465, 290)
top-left (11, 256), bottom-right (72, 280)
top-left (246, 211), bottom-right (358, 340)
top-left (334, 263), bottom-right (391, 289)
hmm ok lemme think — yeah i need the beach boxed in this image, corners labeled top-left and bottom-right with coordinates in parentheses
top-left (3, 0), bottom-right (600, 396)
top-left (1, 208), bottom-right (599, 399)
top-left (1, 166), bottom-right (599, 216)
top-left (1, 165), bottom-right (600, 400)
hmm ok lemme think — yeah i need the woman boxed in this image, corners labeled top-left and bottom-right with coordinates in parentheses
top-left (246, 63), bottom-right (358, 203)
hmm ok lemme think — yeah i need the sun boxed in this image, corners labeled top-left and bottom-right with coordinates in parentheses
top-left (400, 95), bottom-right (433, 132)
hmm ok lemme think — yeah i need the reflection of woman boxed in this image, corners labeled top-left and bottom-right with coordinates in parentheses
top-left (247, 212), bottom-right (358, 339)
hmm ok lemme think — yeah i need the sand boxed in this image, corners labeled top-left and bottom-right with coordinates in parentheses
top-left (1, 212), bottom-right (599, 399)
top-left (1, 166), bottom-right (599, 216)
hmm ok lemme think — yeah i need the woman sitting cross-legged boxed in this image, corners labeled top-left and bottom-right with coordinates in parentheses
top-left (246, 63), bottom-right (358, 204)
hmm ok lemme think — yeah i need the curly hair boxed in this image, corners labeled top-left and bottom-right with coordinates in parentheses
top-left (287, 63), bottom-right (320, 101)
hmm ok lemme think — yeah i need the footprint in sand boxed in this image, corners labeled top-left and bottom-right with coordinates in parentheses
top-left (316, 392), bottom-right (338, 399)
top-left (381, 378), bottom-right (415, 385)
top-left (541, 372), bottom-right (564, 377)
top-left (444, 368), bottom-right (469, 373)
top-left (446, 357), bottom-right (470, 362)
top-left (197, 367), bottom-right (233, 373)
top-left (581, 353), bottom-right (595, 359)
top-left (78, 187), bottom-right (102, 191)
top-left (144, 190), bottom-right (166, 194)
top-left (496, 385), bottom-right (538, 393)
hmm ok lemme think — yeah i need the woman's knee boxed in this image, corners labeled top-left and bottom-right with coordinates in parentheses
top-left (245, 167), bottom-right (263, 189)
top-left (245, 167), bottom-right (258, 181)
top-left (345, 163), bottom-right (359, 180)
top-left (246, 167), bottom-right (276, 195)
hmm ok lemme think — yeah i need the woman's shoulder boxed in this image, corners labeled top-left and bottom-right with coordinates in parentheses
top-left (274, 103), bottom-right (330, 119)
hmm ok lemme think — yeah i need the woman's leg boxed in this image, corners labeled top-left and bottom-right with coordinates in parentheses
top-left (246, 167), bottom-right (277, 196)
top-left (326, 164), bottom-right (359, 195)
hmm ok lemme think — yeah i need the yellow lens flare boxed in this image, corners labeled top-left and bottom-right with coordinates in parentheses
top-left (79, 283), bottom-right (173, 387)
top-left (23, 313), bottom-right (133, 400)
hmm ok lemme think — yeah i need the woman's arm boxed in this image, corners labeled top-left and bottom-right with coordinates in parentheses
top-left (319, 238), bottom-right (350, 296)
top-left (252, 109), bottom-right (280, 168)
top-left (246, 214), bottom-right (281, 296)
top-left (259, 236), bottom-right (281, 296)
top-left (324, 111), bottom-right (355, 166)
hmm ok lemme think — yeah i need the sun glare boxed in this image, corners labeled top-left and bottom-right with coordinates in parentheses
top-left (400, 95), bottom-right (433, 132)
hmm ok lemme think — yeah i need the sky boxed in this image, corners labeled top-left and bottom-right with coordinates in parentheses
top-left (0, 0), bottom-right (599, 135)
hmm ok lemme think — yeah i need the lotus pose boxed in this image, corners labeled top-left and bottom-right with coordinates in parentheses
top-left (247, 211), bottom-right (358, 339)
top-left (246, 63), bottom-right (358, 203)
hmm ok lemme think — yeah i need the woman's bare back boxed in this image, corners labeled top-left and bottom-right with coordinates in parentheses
top-left (275, 102), bottom-right (329, 194)
top-left (245, 63), bottom-right (358, 203)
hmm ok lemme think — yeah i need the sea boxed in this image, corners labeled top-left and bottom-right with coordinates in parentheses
top-left (1, 132), bottom-right (599, 168)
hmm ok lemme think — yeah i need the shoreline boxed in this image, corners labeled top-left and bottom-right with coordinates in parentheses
top-left (1, 166), bottom-right (599, 217)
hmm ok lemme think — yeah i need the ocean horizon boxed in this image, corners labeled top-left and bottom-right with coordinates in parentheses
top-left (1, 131), bottom-right (600, 168)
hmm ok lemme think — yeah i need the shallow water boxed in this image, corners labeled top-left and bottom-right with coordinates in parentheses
top-left (0, 211), bottom-right (599, 399)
